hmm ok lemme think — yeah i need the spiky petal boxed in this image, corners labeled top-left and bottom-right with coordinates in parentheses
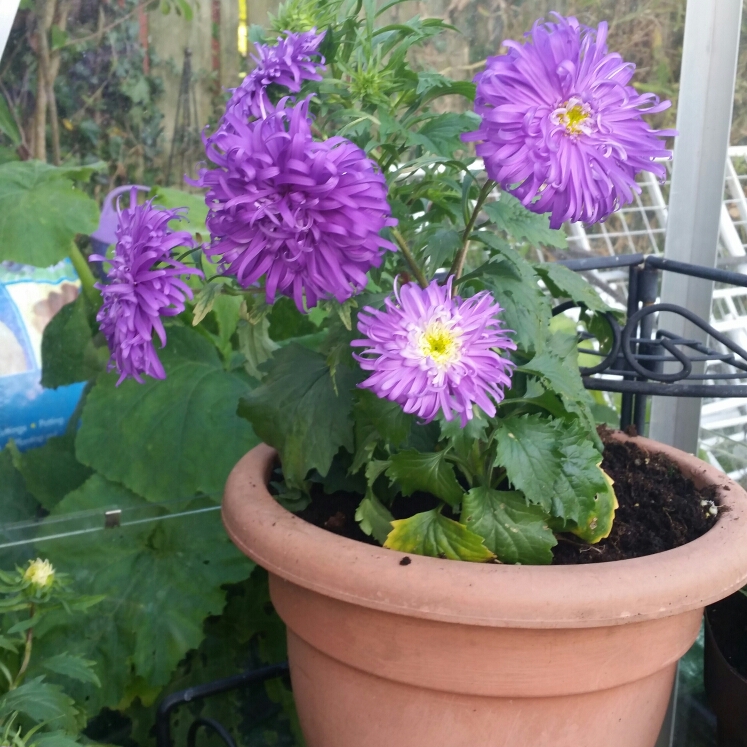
top-left (194, 97), bottom-right (396, 312)
top-left (464, 14), bottom-right (675, 228)
top-left (352, 278), bottom-right (516, 426)
top-left (226, 29), bottom-right (326, 121)
top-left (90, 188), bottom-right (202, 384)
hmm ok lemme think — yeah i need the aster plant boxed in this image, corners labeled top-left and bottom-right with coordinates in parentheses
top-left (83, 0), bottom-right (673, 565)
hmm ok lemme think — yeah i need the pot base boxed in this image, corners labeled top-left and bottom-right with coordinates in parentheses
top-left (271, 573), bottom-right (700, 747)
top-left (289, 631), bottom-right (676, 747)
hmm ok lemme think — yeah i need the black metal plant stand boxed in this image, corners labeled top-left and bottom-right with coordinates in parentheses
top-left (555, 253), bottom-right (747, 435)
top-left (155, 663), bottom-right (289, 747)
top-left (155, 253), bottom-right (747, 746)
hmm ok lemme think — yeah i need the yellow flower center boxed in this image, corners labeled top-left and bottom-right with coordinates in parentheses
top-left (551, 98), bottom-right (593, 137)
top-left (418, 322), bottom-right (461, 367)
top-left (24, 558), bottom-right (55, 589)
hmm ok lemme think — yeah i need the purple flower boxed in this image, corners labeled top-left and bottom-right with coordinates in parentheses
top-left (227, 29), bottom-right (326, 121)
top-left (352, 277), bottom-right (516, 426)
top-left (90, 188), bottom-right (202, 385)
top-left (194, 97), bottom-right (396, 312)
top-left (464, 14), bottom-right (675, 228)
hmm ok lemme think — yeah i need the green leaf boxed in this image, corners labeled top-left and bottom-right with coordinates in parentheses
top-left (0, 91), bottom-right (21, 146)
top-left (8, 434), bottom-right (92, 511)
top-left (355, 491), bottom-right (394, 544)
top-left (0, 161), bottom-right (99, 267)
top-left (35, 474), bottom-right (253, 708)
top-left (493, 414), bottom-right (559, 512)
top-left (467, 244), bottom-right (552, 353)
top-left (483, 193), bottom-right (567, 248)
top-left (212, 294), bottom-right (243, 359)
top-left (354, 389), bottom-right (414, 448)
top-left (41, 294), bottom-right (105, 388)
top-left (237, 316), bottom-right (279, 380)
top-left (386, 450), bottom-right (463, 508)
top-left (0, 677), bottom-right (80, 732)
top-left (0, 449), bottom-right (39, 567)
top-left (384, 509), bottom-right (494, 562)
top-left (520, 345), bottom-right (589, 406)
top-left (415, 72), bottom-right (475, 101)
top-left (549, 421), bottom-right (609, 523)
top-left (238, 344), bottom-right (356, 488)
top-left (267, 296), bottom-right (317, 341)
top-left (42, 653), bottom-right (101, 687)
top-left (0, 449), bottom-right (38, 525)
top-left (409, 113), bottom-right (478, 158)
top-left (461, 487), bottom-right (556, 564)
top-left (439, 409), bottom-right (489, 464)
top-left (494, 414), bottom-right (607, 524)
top-left (76, 326), bottom-right (258, 502)
top-left (518, 334), bottom-right (600, 448)
top-left (416, 226), bottom-right (461, 270)
top-left (534, 262), bottom-right (609, 312)
top-left (0, 636), bottom-right (18, 653)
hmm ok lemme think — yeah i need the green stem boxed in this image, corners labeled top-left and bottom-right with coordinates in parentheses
top-left (9, 605), bottom-right (34, 691)
top-left (449, 180), bottom-right (495, 280)
top-left (392, 228), bottom-right (428, 289)
top-left (68, 242), bottom-right (101, 308)
top-left (443, 452), bottom-right (473, 487)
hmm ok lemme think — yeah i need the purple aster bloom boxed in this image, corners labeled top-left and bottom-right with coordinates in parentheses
top-left (226, 29), bottom-right (326, 121)
top-left (90, 188), bottom-right (203, 385)
top-left (193, 97), bottom-right (396, 312)
top-left (464, 14), bottom-right (675, 228)
top-left (352, 277), bottom-right (516, 426)
top-left (90, 184), bottom-right (150, 260)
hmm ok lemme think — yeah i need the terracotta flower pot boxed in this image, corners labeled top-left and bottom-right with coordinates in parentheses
top-left (222, 435), bottom-right (747, 747)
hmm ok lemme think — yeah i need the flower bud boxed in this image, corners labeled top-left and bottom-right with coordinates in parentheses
top-left (23, 558), bottom-right (55, 589)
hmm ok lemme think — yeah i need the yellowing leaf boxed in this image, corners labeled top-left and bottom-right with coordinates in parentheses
top-left (570, 466), bottom-right (618, 544)
top-left (384, 509), bottom-right (494, 562)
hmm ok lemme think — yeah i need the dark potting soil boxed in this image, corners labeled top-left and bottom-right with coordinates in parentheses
top-left (552, 425), bottom-right (718, 564)
top-left (292, 425), bottom-right (720, 564)
top-left (707, 592), bottom-right (747, 678)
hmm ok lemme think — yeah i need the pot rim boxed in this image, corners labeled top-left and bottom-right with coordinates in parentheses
top-left (222, 433), bottom-right (747, 629)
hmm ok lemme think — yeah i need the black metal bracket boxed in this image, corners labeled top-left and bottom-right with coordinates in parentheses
top-left (155, 662), bottom-right (290, 747)
top-left (554, 253), bottom-right (747, 434)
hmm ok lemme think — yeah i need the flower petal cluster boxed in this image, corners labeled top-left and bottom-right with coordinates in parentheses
top-left (464, 14), bottom-right (675, 228)
top-left (353, 277), bottom-right (516, 426)
top-left (195, 98), bottom-right (396, 311)
top-left (227, 29), bottom-right (326, 121)
top-left (90, 188), bottom-right (202, 384)
top-left (24, 558), bottom-right (55, 589)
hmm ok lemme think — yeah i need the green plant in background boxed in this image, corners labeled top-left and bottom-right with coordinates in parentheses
top-left (0, 0), bottom-right (197, 185)
top-left (0, 164), bottom-right (294, 740)
top-left (0, 559), bottom-right (103, 746)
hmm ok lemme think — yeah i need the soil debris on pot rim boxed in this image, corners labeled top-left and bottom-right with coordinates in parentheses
top-left (282, 425), bottom-right (721, 564)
